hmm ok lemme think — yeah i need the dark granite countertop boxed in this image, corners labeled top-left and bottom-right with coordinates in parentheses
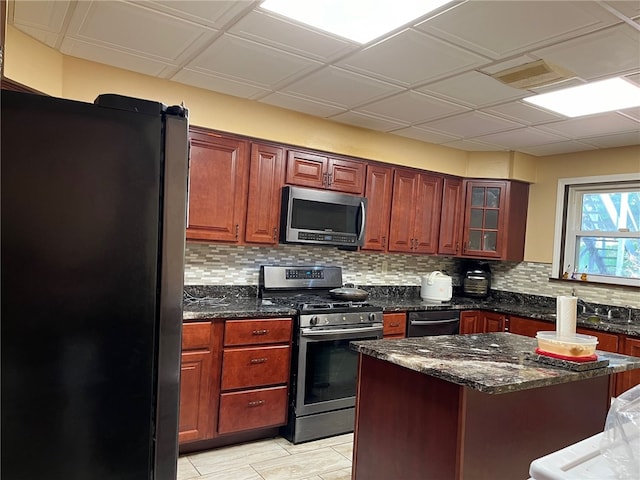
top-left (182, 287), bottom-right (640, 337)
top-left (351, 332), bottom-right (640, 394)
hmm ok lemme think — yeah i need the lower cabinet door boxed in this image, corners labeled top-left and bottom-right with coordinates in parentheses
top-left (179, 350), bottom-right (213, 443)
top-left (218, 386), bottom-right (288, 434)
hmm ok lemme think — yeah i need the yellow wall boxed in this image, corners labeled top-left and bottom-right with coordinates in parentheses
top-left (525, 145), bottom-right (640, 263)
top-left (4, 26), bottom-right (63, 96)
top-left (4, 26), bottom-right (639, 265)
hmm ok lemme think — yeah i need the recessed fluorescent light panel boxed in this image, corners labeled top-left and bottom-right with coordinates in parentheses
top-left (261, 0), bottom-right (452, 44)
top-left (523, 78), bottom-right (640, 117)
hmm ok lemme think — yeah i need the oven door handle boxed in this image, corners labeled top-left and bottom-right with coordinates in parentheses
top-left (300, 325), bottom-right (383, 339)
top-left (410, 319), bottom-right (459, 326)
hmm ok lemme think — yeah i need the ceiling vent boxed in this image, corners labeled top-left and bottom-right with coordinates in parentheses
top-left (491, 60), bottom-right (576, 90)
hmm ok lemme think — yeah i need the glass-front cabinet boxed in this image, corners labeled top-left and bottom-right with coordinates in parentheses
top-left (461, 180), bottom-right (529, 261)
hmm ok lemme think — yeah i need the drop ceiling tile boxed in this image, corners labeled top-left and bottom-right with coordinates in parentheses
top-left (357, 91), bottom-right (470, 124)
top-left (186, 34), bottom-right (322, 89)
top-left (280, 66), bottom-right (403, 109)
top-left (481, 101), bottom-right (564, 125)
top-left (11, 0), bottom-right (72, 47)
top-left (60, 37), bottom-right (174, 77)
top-left (132, 0), bottom-right (253, 29)
top-left (259, 92), bottom-right (348, 118)
top-left (580, 131), bottom-right (640, 149)
top-left (336, 29), bottom-right (488, 87)
top-left (472, 127), bottom-right (569, 149)
top-left (64, 1), bottom-right (217, 63)
top-left (228, 10), bottom-right (357, 62)
top-left (532, 24), bottom-right (640, 80)
top-left (443, 139), bottom-right (509, 152)
top-left (328, 111), bottom-right (408, 132)
top-left (172, 68), bottom-right (271, 99)
top-left (620, 106), bottom-right (640, 122)
top-left (603, 1), bottom-right (640, 20)
top-left (419, 111), bottom-right (524, 138)
top-left (417, 71), bottom-right (525, 108)
top-left (391, 126), bottom-right (461, 145)
top-left (537, 113), bottom-right (640, 138)
top-left (415, 0), bottom-right (619, 60)
top-left (517, 141), bottom-right (599, 156)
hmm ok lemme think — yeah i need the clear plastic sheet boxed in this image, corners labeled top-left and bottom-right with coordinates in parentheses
top-left (600, 384), bottom-right (640, 479)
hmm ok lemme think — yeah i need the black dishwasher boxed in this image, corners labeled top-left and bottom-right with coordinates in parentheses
top-left (407, 310), bottom-right (460, 337)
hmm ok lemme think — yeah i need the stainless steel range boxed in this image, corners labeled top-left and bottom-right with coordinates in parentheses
top-left (259, 265), bottom-right (383, 444)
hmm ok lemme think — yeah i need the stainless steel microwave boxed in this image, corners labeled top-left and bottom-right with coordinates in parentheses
top-left (280, 186), bottom-right (367, 247)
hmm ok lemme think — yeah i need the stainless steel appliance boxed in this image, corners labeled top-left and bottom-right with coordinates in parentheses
top-left (259, 265), bottom-right (383, 444)
top-left (407, 310), bottom-right (460, 337)
top-left (1, 90), bottom-right (189, 480)
top-left (463, 262), bottom-right (492, 298)
top-left (280, 186), bottom-right (367, 247)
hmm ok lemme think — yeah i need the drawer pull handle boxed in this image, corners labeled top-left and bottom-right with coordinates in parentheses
top-left (248, 400), bottom-right (265, 407)
top-left (389, 322), bottom-right (400, 327)
top-left (252, 329), bottom-right (269, 336)
top-left (249, 358), bottom-right (267, 364)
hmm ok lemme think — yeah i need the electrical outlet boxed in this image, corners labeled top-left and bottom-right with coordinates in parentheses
top-left (381, 260), bottom-right (388, 274)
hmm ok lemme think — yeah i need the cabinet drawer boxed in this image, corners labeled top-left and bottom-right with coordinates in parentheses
top-left (182, 322), bottom-right (211, 350)
top-left (221, 345), bottom-right (290, 390)
top-left (383, 313), bottom-right (406, 337)
top-left (224, 318), bottom-right (292, 346)
top-left (218, 386), bottom-right (288, 434)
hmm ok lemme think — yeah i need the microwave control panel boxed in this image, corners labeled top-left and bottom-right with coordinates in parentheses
top-left (298, 232), bottom-right (356, 243)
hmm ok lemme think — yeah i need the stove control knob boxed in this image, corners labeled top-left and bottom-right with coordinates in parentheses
top-left (368, 313), bottom-right (377, 322)
top-left (310, 316), bottom-right (319, 326)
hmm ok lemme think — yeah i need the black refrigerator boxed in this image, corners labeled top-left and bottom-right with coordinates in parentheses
top-left (1, 90), bottom-right (189, 479)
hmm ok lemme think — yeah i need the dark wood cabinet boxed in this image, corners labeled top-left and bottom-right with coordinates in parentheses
top-left (179, 322), bottom-right (215, 444)
top-left (461, 180), bottom-right (529, 261)
top-left (388, 168), bottom-right (443, 254)
top-left (285, 150), bottom-right (365, 194)
top-left (383, 312), bottom-right (406, 338)
top-left (438, 177), bottom-right (464, 256)
top-left (218, 318), bottom-right (292, 435)
top-left (362, 164), bottom-right (393, 251)
top-left (186, 128), bottom-right (248, 242)
top-left (508, 316), bottom-right (554, 337)
top-left (617, 336), bottom-right (640, 396)
top-left (245, 143), bottom-right (285, 245)
top-left (460, 310), bottom-right (506, 334)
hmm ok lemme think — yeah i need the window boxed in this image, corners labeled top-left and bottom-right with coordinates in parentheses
top-left (552, 174), bottom-right (640, 287)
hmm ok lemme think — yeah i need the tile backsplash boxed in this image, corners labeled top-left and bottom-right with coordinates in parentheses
top-left (184, 243), bottom-right (639, 308)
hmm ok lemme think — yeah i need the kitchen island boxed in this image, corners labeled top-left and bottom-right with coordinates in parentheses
top-left (350, 332), bottom-right (640, 480)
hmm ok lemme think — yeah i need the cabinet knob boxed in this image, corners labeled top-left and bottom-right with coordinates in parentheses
top-left (252, 329), bottom-right (269, 336)
top-left (382, 236), bottom-right (386, 248)
top-left (235, 224), bottom-right (239, 239)
top-left (327, 173), bottom-right (333, 185)
top-left (247, 400), bottom-right (265, 407)
top-left (456, 241), bottom-right (460, 253)
top-left (273, 228), bottom-right (277, 241)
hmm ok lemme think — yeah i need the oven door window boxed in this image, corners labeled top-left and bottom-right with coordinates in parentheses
top-left (304, 338), bottom-right (357, 405)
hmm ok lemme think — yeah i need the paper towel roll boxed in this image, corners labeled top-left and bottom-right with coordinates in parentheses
top-left (556, 296), bottom-right (577, 338)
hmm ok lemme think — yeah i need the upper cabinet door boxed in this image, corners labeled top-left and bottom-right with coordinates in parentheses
top-left (388, 168), bottom-right (443, 254)
top-left (326, 158), bottom-right (365, 194)
top-left (285, 149), bottom-right (365, 194)
top-left (438, 177), bottom-right (464, 256)
top-left (362, 164), bottom-right (393, 251)
top-left (186, 128), bottom-right (248, 243)
top-left (245, 143), bottom-right (285, 245)
top-left (413, 173), bottom-right (443, 255)
top-left (388, 169), bottom-right (418, 253)
top-left (460, 180), bottom-right (529, 260)
top-left (285, 150), bottom-right (327, 189)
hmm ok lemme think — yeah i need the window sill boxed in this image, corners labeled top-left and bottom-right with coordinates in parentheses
top-left (548, 277), bottom-right (639, 289)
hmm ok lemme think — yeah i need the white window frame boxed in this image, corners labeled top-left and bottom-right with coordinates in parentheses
top-left (552, 173), bottom-right (640, 288)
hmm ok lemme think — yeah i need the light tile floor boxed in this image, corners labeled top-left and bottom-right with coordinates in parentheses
top-left (178, 433), bottom-right (353, 480)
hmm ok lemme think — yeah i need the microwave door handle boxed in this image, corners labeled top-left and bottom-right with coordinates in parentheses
top-left (357, 200), bottom-right (366, 242)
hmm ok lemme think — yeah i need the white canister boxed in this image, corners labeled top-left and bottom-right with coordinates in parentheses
top-left (421, 271), bottom-right (453, 302)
